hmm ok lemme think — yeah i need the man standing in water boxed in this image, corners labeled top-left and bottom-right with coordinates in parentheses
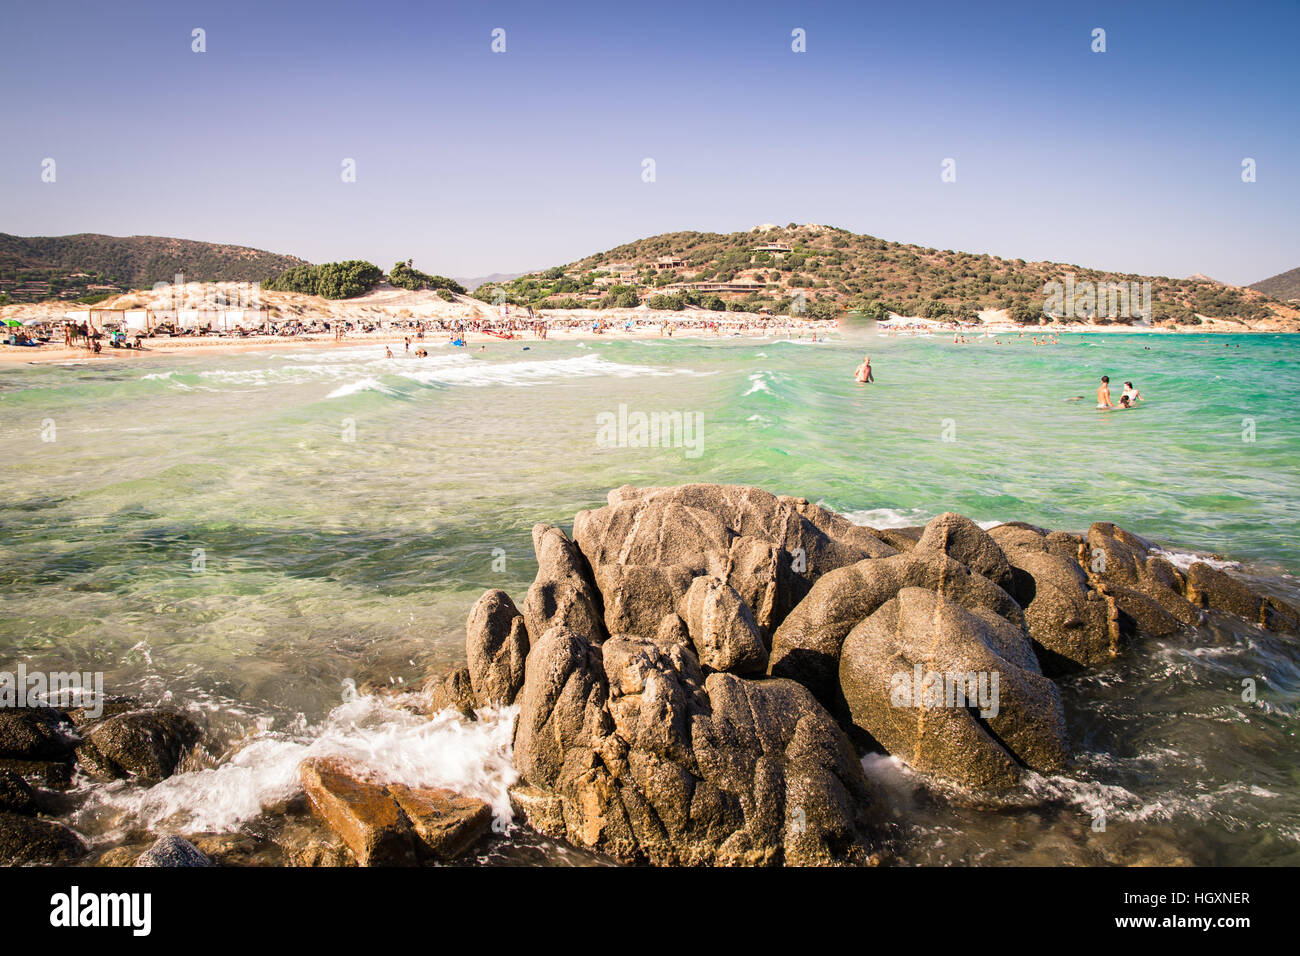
top-left (855, 355), bottom-right (874, 384)
top-left (1097, 375), bottom-right (1114, 408)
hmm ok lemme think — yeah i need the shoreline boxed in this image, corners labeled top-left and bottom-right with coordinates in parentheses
top-left (2, 318), bottom-right (1281, 366)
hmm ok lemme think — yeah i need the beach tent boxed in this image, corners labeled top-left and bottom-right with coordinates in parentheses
top-left (123, 310), bottom-right (151, 332)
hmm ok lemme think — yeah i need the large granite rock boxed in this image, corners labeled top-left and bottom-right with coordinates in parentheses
top-left (572, 483), bottom-right (896, 641)
top-left (511, 624), bottom-right (877, 865)
top-left (996, 543), bottom-right (1119, 674)
top-left (768, 551), bottom-right (1022, 716)
top-left (839, 587), bottom-right (1070, 789)
top-left (914, 512), bottom-right (1016, 593)
top-left (522, 523), bottom-right (606, 644)
top-left (465, 589), bottom-right (529, 707)
top-left (678, 575), bottom-right (767, 674)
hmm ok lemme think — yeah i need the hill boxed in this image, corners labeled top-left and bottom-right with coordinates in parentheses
top-left (0, 233), bottom-right (308, 304)
top-left (1250, 266), bottom-right (1300, 303)
top-left (475, 223), bottom-right (1297, 329)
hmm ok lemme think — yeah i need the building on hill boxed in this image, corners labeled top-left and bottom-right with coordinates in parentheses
top-left (753, 242), bottom-right (792, 254)
top-left (654, 256), bottom-right (685, 270)
top-left (666, 280), bottom-right (768, 294)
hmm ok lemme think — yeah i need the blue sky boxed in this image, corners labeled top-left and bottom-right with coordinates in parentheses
top-left (2, 0), bottom-right (1296, 285)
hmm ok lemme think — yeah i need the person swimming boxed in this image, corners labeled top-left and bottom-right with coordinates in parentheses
top-left (1121, 381), bottom-right (1142, 403)
top-left (854, 355), bottom-right (874, 384)
top-left (1097, 375), bottom-right (1114, 408)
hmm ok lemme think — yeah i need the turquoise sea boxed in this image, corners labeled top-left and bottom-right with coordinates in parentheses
top-left (1, 328), bottom-right (1297, 864)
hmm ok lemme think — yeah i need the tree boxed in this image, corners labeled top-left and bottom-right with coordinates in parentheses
top-left (389, 260), bottom-right (466, 295)
top-left (264, 260), bottom-right (384, 299)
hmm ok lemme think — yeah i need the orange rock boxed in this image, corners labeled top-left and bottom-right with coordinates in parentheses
top-left (298, 757), bottom-right (418, 866)
top-left (389, 784), bottom-right (492, 861)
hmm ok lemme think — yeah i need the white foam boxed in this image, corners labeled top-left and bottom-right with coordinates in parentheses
top-left (1152, 548), bottom-right (1241, 572)
top-left (744, 371), bottom-right (772, 395)
top-left (840, 506), bottom-right (1001, 531)
top-left (150, 352), bottom-right (683, 394)
top-left (72, 695), bottom-right (519, 840)
top-left (326, 377), bottom-right (397, 399)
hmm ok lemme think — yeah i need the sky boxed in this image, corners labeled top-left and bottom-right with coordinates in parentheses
top-left (2, 0), bottom-right (1297, 286)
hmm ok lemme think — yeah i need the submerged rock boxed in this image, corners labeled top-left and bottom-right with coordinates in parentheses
top-left (0, 811), bottom-right (87, 865)
top-left (0, 757), bottom-right (73, 791)
top-left (1185, 561), bottom-right (1300, 633)
top-left (76, 709), bottom-right (204, 784)
top-left (136, 835), bottom-right (213, 867)
top-left (0, 769), bottom-right (37, 816)
top-left (0, 707), bottom-right (77, 762)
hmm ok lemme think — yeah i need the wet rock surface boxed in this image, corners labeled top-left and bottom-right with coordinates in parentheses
top-left (439, 483), bottom-right (1295, 861)
top-left (299, 757), bottom-right (491, 866)
top-left (76, 709), bottom-right (204, 784)
top-left (6, 483), bottom-right (1295, 868)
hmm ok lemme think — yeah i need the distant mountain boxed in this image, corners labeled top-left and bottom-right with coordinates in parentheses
top-left (1251, 266), bottom-right (1300, 302)
top-left (482, 224), bottom-right (1294, 326)
top-left (453, 271), bottom-right (529, 291)
top-left (0, 233), bottom-right (309, 303)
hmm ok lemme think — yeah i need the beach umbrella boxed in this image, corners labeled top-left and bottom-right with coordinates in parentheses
top-left (1, 319), bottom-right (20, 327)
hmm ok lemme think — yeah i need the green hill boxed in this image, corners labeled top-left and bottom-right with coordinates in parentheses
top-left (1251, 266), bottom-right (1300, 303)
top-left (0, 233), bottom-right (309, 304)
top-left (477, 224), bottom-right (1289, 326)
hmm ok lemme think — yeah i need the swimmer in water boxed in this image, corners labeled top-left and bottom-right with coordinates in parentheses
top-left (1120, 380), bottom-right (1142, 403)
top-left (1097, 375), bottom-right (1114, 409)
top-left (854, 354), bottom-right (874, 384)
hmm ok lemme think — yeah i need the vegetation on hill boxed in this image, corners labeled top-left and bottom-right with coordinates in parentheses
top-left (1250, 266), bottom-right (1300, 303)
top-left (263, 260), bottom-right (384, 299)
top-left (473, 224), bottom-right (1289, 324)
top-left (0, 233), bottom-right (308, 303)
top-left (388, 260), bottom-right (466, 295)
